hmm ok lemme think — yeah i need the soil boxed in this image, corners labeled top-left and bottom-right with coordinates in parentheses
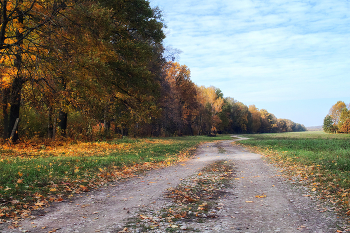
top-left (1, 137), bottom-right (349, 233)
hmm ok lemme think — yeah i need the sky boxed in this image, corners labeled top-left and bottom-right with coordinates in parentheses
top-left (149, 0), bottom-right (350, 127)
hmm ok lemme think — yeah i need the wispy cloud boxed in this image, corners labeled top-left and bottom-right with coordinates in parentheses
top-left (150, 0), bottom-right (350, 126)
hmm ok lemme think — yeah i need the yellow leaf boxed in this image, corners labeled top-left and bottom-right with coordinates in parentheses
top-left (245, 201), bottom-right (253, 203)
top-left (50, 188), bottom-right (57, 192)
top-left (35, 201), bottom-right (45, 207)
top-left (255, 195), bottom-right (266, 198)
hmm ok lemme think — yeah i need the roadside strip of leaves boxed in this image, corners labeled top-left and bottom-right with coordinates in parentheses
top-left (122, 160), bottom-right (235, 232)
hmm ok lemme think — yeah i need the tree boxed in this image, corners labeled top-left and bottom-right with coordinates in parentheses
top-left (217, 98), bottom-right (233, 133)
top-left (323, 115), bottom-right (336, 133)
top-left (340, 119), bottom-right (350, 134)
top-left (248, 105), bottom-right (261, 133)
top-left (258, 109), bottom-right (278, 133)
top-left (0, 1), bottom-right (67, 141)
top-left (160, 62), bottom-right (198, 136)
top-left (338, 108), bottom-right (350, 132)
top-left (196, 86), bottom-right (224, 135)
top-left (229, 101), bottom-right (251, 133)
top-left (329, 101), bottom-right (347, 126)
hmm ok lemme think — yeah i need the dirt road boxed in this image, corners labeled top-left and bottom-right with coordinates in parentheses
top-left (1, 138), bottom-right (348, 232)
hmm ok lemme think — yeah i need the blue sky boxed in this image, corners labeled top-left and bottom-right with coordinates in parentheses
top-left (150, 0), bottom-right (350, 127)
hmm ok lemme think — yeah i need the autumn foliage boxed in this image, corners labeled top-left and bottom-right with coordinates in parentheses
top-left (0, 1), bottom-right (306, 143)
top-left (323, 101), bottom-right (350, 134)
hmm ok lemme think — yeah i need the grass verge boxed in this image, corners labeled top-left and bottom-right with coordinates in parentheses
top-left (123, 160), bottom-right (235, 232)
top-left (237, 131), bottom-right (350, 218)
top-left (0, 135), bottom-right (232, 224)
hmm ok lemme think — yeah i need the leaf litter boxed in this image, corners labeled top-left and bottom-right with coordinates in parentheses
top-left (123, 160), bottom-right (235, 232)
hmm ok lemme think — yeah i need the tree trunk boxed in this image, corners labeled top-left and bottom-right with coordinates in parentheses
top-left (104, 120), bottom-right (111, 135)
top-left (8, 76), bottom-right (24, 143)
top-left (103, 105), bottom-right (110, 135)
top-left (2, 88), bottom-right (10, 139)
top-left (48, 107), bottom-right (54, 138)
top-left (7, 2), bottom-right (25, 143)
top-left (58, 110), bottom-right (68, 136)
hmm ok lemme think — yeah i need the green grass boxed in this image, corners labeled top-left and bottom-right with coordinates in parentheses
top-left (238, 131), bottom-right (350, 215)
top-left (0, 134), bottom-right (232, 219)
top-left (239, 132), bottom-right (350, 174)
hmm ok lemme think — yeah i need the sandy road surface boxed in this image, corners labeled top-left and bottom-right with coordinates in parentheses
top-left (1, 137), bottom-right (347, 233)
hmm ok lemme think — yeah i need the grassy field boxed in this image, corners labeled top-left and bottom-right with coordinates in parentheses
top-left (0, 135), bottom-right (232, 220)
top-left (238, 131), bottom-right (350, 216)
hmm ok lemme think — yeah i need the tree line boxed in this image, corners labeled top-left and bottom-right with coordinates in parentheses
top-left (323, 101), bottom-right (350, 133)
top-left (0, 0), bottom-right (306, 142)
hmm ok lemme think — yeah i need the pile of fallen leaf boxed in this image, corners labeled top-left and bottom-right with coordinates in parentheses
top-left (122, 160), bottom-right (235, 232)
top-left (0, 139), bottom-right (175, 158)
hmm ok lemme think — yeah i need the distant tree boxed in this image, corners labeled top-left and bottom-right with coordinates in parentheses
top-left (277, 119), bottom-right (288, 132)
top-left (294, 123), bottom-right (307, 132)
top-left (248, 105), bottom-right (261, 133)
top-left (338, 108), bottom-right (350, 132)
top-left (340, 119), bottom-right (350, 134)
top-left (329, 101), bottom-right (347, 125)
top-left (217, 98), bottom-right (234, 133)
top-left (259, 109), bottom-right (277, 133)
top-left (230, 102), bottom-right (251, 133)
top-left (323, 115), bottom-right (336, 133)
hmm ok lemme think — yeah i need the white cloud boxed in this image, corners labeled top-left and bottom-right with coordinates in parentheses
top-left (150, 0), bottom-right (350, 126)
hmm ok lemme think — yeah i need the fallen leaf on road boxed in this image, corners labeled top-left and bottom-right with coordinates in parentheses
top-left (35, 201), bottom-right (45, 207)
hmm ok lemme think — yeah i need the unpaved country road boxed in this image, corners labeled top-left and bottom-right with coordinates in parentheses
top-left (1, 137), bottom-right (348, 233)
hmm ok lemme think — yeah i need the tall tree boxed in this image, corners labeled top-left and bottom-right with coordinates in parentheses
top-left (329, 101), bottom-right (347, 126)
top-left (0, 0), bottom-right (67, 141)
top-left (248, 105), bottom-right (261, 133)
top-left (161, 62), bottom-right (198, 135)
top-left (338, 107), bottom-right (350, 133)
top-left (323, 115), bottom-right (336, 133)
top-left (196, 86), bottom-right (224, 135)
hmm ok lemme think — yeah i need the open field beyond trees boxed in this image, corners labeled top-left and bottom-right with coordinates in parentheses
top-left (238, 131), bottom-right (350, 217)
top-left (0, 135), bottom-right (233, 221)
